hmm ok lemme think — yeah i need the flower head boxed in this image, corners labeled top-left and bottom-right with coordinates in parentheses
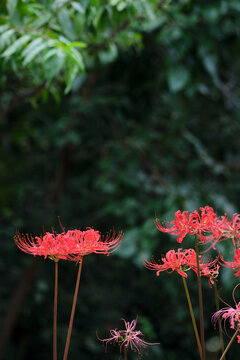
top-left (212, 283), bottom-right (240, 342)
top-left (220, 249), bottom-right (240, 277)
top-left (15, 228), bottom-right (123, 262)
top-left (99, 318), bottom-right (158, 357)
top-left (66, 228), bottom-right (123, 261)
top-left (204, 213), bottom-right (240, 250)
top-left (144, 248), bottom-right (218, 282)
top-left (156, 206), bottom-right (218, 243)
top-left (15, 231), bottom-right (73, 262)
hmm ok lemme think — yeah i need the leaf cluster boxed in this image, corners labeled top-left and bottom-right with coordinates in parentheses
top-left (0, 0), bottom-right (169, 92)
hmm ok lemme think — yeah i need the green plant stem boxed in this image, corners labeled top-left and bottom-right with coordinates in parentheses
top-left (182, 276), bottom-right (202, 359)
top-left (219, 328), bottom-right (239, 360)
top-left (124, 347), bottom-right (127, 360)
top-left (63, 260), bottom-right (83, 360)
top-left (233, 236), bottom-right (238, 250)
top-left (213, 280), bottom-right (225, 359)
top-left (194, 234), bottom-right (206, 360)
top-left (53, 260), bottom-right (58, 360)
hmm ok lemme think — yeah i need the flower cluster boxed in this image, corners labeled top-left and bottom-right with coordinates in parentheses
top-left (100, 318), bottom-right (158, 357)
top-left (143, 248), bottom-right (218, 282)
top-left (15, 228), bottom-right (123, 262)
top-left (151, 205), bottom-right (240, 349)
top-left (155, 206), bottom-right (218, 243)
top-left (14, 205), bottom-right (240, 357)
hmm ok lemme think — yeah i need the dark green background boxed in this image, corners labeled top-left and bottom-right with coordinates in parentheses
top-left (1, 0), bottom-right (240, 359)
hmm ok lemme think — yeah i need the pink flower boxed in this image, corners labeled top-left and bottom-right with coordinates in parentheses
top-left (220, 249), bottom-right (240, 277)
top-left (15, 231), bottom-right (73, 261)
top-left (212, 283), bottom-right (240, 339)
top-left (205, 213), bottom-right (240, 250)
top-left (143, 248), bottom-right (219, 281)
top-left (199, 263), bottom-right (220, 287)
top-left (15, 228), bottom-right (123, 262)
top-left (99, 318), bottom-right (158, 357)
top-left (66, 228), bottom-right (123, 261)
top-left (156, 206), bottom-right (218, 243)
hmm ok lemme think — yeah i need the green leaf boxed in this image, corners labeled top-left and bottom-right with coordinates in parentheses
top-left (69, 41), bottom-right (87, 48)
top-left (2, 35), bottom-right (30, 57)
top-left (21, 37), bottom-right (43, 57)
top-left (28, 12), bottom-right (52, 29)
top-left (0, 25), bottom-right (9, 34)
top-left (117, 1), bottom-right (127, 11)
top-left (167, 66), bottom-right (190, 92)
top-left (203, 54), bottom-right (219, 83)
top-left (110, 0), bottom-right (120, 6)
top-left (0, 29), bottom-right (15, 49)
top-left (229, 0), bottom-right (240, 11)
top-left (99, 43), bottom-right (118, 65)
top-left (65, 47), bottom-right (84, 69)
top-left (44, 52), bottom-right (65, 81)
top-left (64, 64), bottom-right (79, 94)
top-left (57, 9), bottom-right (75, 40)
top-left (22, 39), bottom-right (50, 65)
top-left (7, 0), bottom-right (18, 16)
top-left (43, 48), bottom-right (58, 61)
top-left (52, 0), bottom-right (68, 11)
top-left (71, 2), bottom-right (84, 13)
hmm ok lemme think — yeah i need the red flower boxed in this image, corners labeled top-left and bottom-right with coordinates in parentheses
top-left (15, 231), bottom-right (73, 261)
top-left (99, 318), bottom-right (158, 357)
top-left (205, 213), bottom-right (240, 250)
top-left (66, 228), bottom-right (123, 261)
top-left (199, 263), bottom-right (219, 287)
top-left (15, 228), bottom-right (123, 262)
top-left (212, 283), bottom-right (240, 341)
top-left (143, 248), bottom-right (218, 281)
top-left (156, 206), bottom-right (218, 243)
top-left (221, 249), bottom-right (240, 277)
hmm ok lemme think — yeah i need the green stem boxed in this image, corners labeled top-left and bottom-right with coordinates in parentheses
top-left (219, 328), bottom-right (239, 360)
top-left (194, 234), bottom-right (206, 360)
top-left (213, 280), bottom-right (225, 359)
top-left (63, 260), bottom-right (83, 360)
top-left (233, 236), bottom-right (238, 250)
top-left (182, 276), bottom-right (202, 359)
top-left (124, 347), bottom-right (128, 360)
top-left (53, 261), bottom-right (58, 360)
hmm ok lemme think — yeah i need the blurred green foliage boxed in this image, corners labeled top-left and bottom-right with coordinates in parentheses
top-left (0, 0), bottom-right (240, 359)
top-left (0, 0), bottom-right (168, 93)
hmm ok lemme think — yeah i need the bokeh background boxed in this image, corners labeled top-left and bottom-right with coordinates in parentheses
top-left (1, 0), bottom-right (240, 359)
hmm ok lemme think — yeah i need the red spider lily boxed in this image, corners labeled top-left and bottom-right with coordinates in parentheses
top-left (143, 248), bottom-right (219, 281)
top-left (204, 213), bottom-right (240, 250)
top-left (155, 206), bottom-right (218, 243)
top-left (200, 263), bottom-right (220, 287)
top-left (15, 228), bottom-right (123, 262)
top-left (15, 231), bottom-right (74, 261)
top-left (220, 249), bottom-right (240, 277)
top-left (66, 228), bottom-right (123, 261)
top-left (212, 283), bottom-right (240, 342)
top-left (99, 318), bottom-right (159, 357)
